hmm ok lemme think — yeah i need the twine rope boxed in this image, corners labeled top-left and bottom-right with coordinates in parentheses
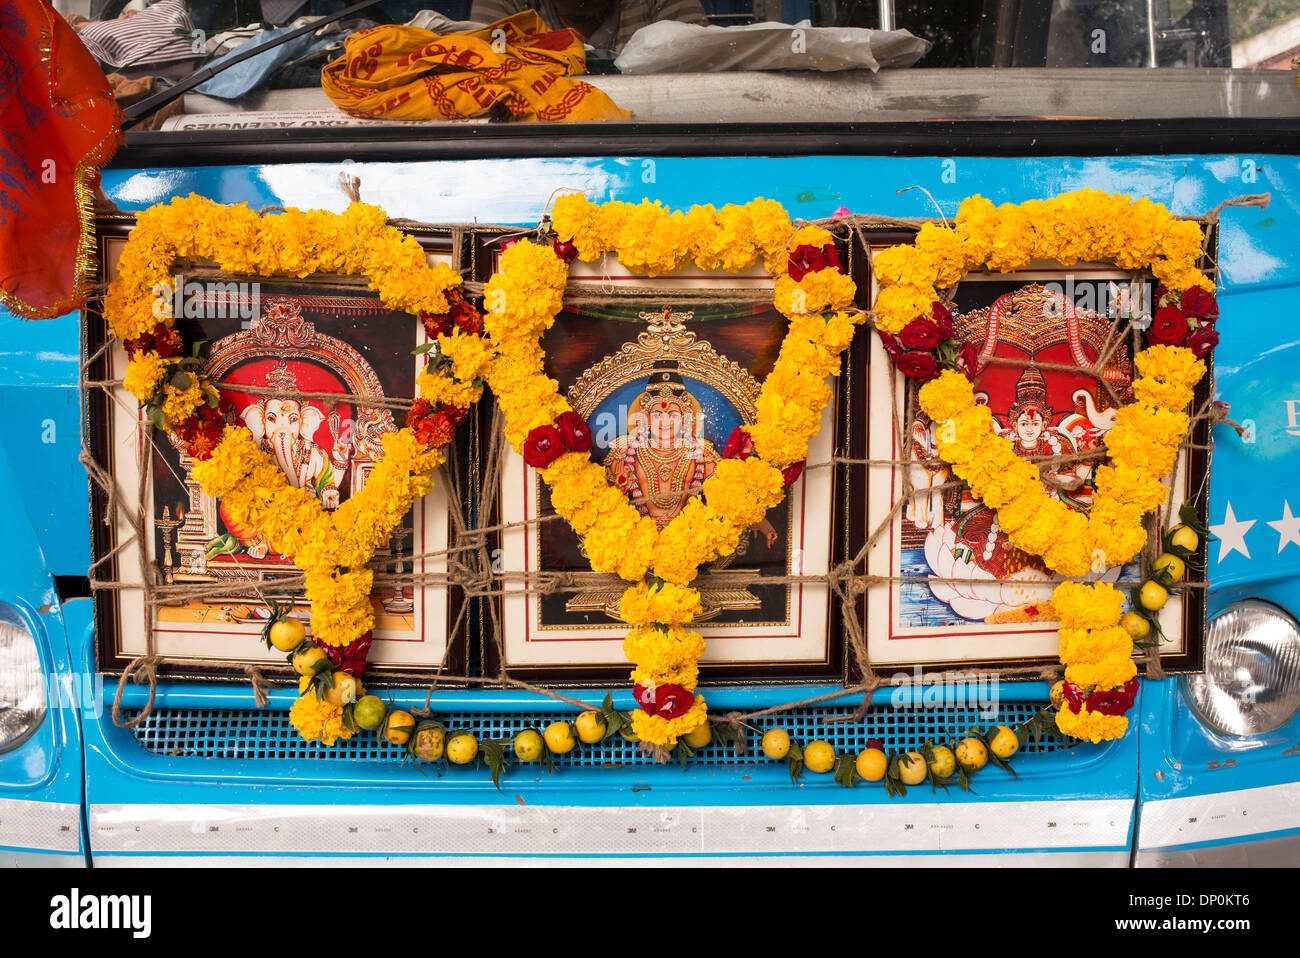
top-left (86, 193), bottom-right (1260, 737)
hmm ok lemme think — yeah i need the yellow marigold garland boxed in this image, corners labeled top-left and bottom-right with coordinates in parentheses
top-left (460, 195), bottom-right (862, 747)
top-left (104, 195), bottom-right (481, 741)
top-left (872, 191), bottom-right (1222, 745)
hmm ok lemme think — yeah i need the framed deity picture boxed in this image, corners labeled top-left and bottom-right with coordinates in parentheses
top-left (479, 237), bottom-right (869, 684)
top-left (861, 260), bottom-right (1210, 680)
top-left (87, 217), bottom-right (470, 683)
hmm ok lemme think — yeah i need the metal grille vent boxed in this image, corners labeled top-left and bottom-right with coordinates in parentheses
top-left (125, 701), bottom-right (1066, 764)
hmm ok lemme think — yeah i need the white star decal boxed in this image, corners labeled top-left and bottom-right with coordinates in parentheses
top-left (1211, 502), bottom-right (1255, 562)
top-left (1267, 502), bottom-right (1300, 554)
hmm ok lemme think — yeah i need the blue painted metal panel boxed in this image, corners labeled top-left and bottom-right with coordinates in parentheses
top-left (0, 436), bottom-right (86, 864)
top-left (2, 150), bottom-right (1297, 858)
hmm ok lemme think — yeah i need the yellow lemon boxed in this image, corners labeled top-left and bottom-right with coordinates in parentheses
top-left (762, 728), bottom-right (790, 760)
top-left (1169, 524), bottom-right (1199, 552)
top-left (1049, 680), bottom-right (1066, 708)
top-left (268, 616), bottom-right (306, 652)
top-left (383, 710), bottom-right (415, 747)
top-left (897, 751), bottom-right (928, 785)
top-left (855, 747), bottom-right (887, 782)
top-left (412, 725), bottom-right (445, 762)
top-left (324, 671), bottom-right (361, 708)
top-left (803, 740), bottom-right (836, 774)
top-left (575, 710), bottom-right (607, 744)
top-left (291, 646), bottom-right (328, 676)
top-left (1120, 611), bottom-right (1151, 640)
top-left (1152, 552), bottom-right (1185, 584)
top-left (544, 721), bottom-right (576, 755)
top-left (353, 695), bottom-right (386, 730)
top-left (683, 722), bottom-right (712, 749)
top-left (446, 732), bottom-right (478, 766)
top-left (927, 745), bottom-right (956, 779)
top-left (514, 729), bottom-right (544, 762)
top-left (1139, 580), bottom-right (1169, 612)
top-left (955, 736), bottom-right (987, 772)
top-left (989, 725), bottom-right (1020, 759)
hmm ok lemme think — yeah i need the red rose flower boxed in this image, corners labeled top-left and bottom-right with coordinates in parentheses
top-left (954, 341), bottom-right (981, 381)
top-left (930, 301), bottom-right (954, 339)
top-left (552, 239), bottom-right (579, 263)
top-left (1187, 324), bottom-right (1219, 359)
top-left (864, 738), bottom-right (884, 751)
top-left (781, 460), bottom-right (804, 487)
top-left (634, 682), bottom-right (694, 719)
top-left (899, 317), bottom-right (942, 351)
top-left (787, 244), bottom-right (827, 281)
top-left (723, 425), bottom-right (755, 460)
top-left (1148, 306), bottom-right (1189, 346)
top-left (555, 411), bottom-right (592, 453)
top-left (523, 424), bottom-right (565, 468)
top-left (821, 243), bottom-right (842, 273)
top-left (1061, 682), bottom-right (1087, 712)
top-left (1086, 677), bottom-right (1140, 717)
top-left (896, 351), bottom-right (939, 381)
top-left (1180, 287), bottom-right (1218, 321)
top-left (877, 332), bottom-right (904, 363)
top-left (323, 631), bottom-right (373, 678)
top-left (499, 237), bottom-right (520, 251)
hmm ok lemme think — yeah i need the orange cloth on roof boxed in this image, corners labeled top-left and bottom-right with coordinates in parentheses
top-left (0, 0), bottom-right (122, 318)
top-left (321, 12), bottom-right (629, 123)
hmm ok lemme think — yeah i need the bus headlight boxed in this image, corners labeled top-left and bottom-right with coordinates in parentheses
top-left (0, 607), bottom-right (45, 753)
top-left (1185, 601), bottom-right (1300, 737)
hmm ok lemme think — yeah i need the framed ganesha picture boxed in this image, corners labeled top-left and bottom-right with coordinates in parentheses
top-left (87, 216), bottom-right (470, 683)
top-left (480, 235), bottom-right (870, 683)
top-left (862, 258), bottom-right (1210, 679)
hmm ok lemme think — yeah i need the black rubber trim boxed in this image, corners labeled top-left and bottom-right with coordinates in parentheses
top-left (53, 575), bottom-right (92, 602)
top-left (110, 117), bottom-right (1300, 167)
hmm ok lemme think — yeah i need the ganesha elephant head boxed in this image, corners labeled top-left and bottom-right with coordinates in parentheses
top-left (241, 398), bottom-right (349, 509)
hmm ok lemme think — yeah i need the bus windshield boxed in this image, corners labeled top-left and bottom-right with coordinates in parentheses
top-left (65, 0), bottom-right (1299, 128)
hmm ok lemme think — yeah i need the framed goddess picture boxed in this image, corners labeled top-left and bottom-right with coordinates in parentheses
top-left (87, 217), bottom-right (470, 683)
top-left (481, 239), bottom-right (869, 683)
top-left (862, 262), bottom-right (1209, 680)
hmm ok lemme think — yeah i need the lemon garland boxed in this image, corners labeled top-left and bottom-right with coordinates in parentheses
top-left (445, 194), bottom-right (862, 747)
top-left (104, 195), bottom-right (483, 744)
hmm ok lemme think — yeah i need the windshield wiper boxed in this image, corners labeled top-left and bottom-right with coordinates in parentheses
top-left (121, 0), bottom-right (380, 129)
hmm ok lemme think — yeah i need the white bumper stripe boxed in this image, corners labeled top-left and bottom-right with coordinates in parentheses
top-left (89, 800), bottom-right (1132, 855)
top-left (1139, 780), bottom-right (1300, 849)
top-left (0, 797), bottom-right (81, 852)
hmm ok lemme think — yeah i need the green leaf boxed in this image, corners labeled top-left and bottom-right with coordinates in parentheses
top-left (479, 738), bottom-right (509, 792)
top-left (676, 741), bottom-right (695, 769)
top-left (833, 754), bottom-right (860, 788)
top-left (786, 740), bottom-right (805, 785)
top-left (413, 342), bottom-right (437, 355)
top-left (710, 720), bottom-right (742, 753)
top-left (884, 753), bottom-right (907, 798)
top-left (1179, 501), bottom-right (1212, 539)
top-left (170, 371), bottom-right (192, 391)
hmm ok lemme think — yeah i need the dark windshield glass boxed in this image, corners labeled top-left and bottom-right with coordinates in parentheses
top-left (67, 0), bottom-right (1298, 127)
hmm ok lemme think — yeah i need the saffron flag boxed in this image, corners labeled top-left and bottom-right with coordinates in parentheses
top-left (321, 11), bottom-right (630, 123)
top-left (0, 0), bottom-right (122, 318)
